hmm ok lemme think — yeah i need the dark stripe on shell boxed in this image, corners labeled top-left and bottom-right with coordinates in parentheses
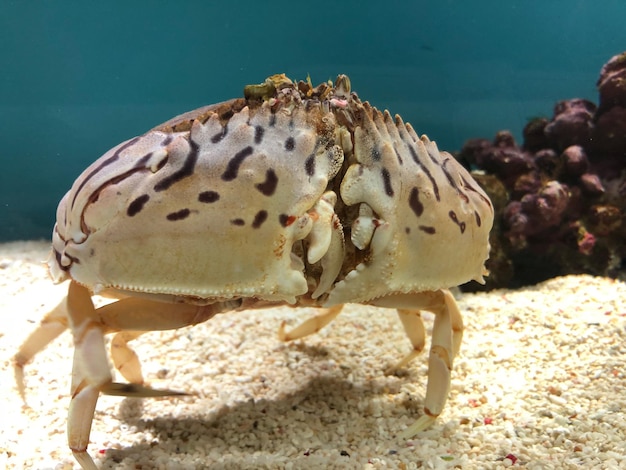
top-left (154, 139), bottom-right (200, 191)
top-left (254, 126), bottom-right (264, 144)
top-left (252, 210), bottom-right (268, 228)
top-left (460, 175), bottom-right (493, 209)
top-left (72, 136), bottom-right (141, 209)
top-left (409, 187), bottom-right (424, 217)
top-left (198, 191), bottom-right (220, 203)
top-left (255, 169), bottom-right (278, 196)
top-left (305, 154), bottom-right (315, 176)
top-left (133, 152), bottom-right (153, 169)
top-left (221, 146), bottom-right (254, 181)
top-left (127, 194), bottom-right (150, 216)
top-left (54, 249), bottom-right (71, 272)
top-left (448, 210), bottom-right (466, 233)
top-left (166, 208), bottom-right (191, 221)
top-left (407, 144), bottom-right (440, 201)
top-left (394, 146), bottom-right (403, 165)
top-left (441, 158), bottom-right (470, 203)
top-left (211, 124), bottom-right (228, 143)
top-left (381, 168), bottom-right (394, 197)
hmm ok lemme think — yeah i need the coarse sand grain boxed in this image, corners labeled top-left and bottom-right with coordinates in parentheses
top-left (1, 240), bottom-right (625, 469)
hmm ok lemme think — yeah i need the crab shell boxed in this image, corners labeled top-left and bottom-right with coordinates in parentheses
top-left (50, 74), bottom-right (493, 308)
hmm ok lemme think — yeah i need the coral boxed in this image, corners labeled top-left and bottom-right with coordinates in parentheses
top-left (544, 99), bottom-right (596, 151)
top-left (459, 52), bottom-right (626, 290)
top-left (592, 106), bottom-right (626, 163)
top-left (504, 181), bottom-right (570, 240)
top-left (597, 51), bottom-right (626, 113)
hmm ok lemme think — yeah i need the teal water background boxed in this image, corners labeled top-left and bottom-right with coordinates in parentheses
top-left (2, 1), bottom-right (625, 241)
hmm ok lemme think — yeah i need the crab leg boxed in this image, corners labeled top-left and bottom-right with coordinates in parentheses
top-left (370, 289), bottom-right (463, 437)
top-left (110, 331), bottom-right (147, 384)
top-left (279, 305), bottom-right (428, 372)
top-left (14, 296), bottom-right (174, 399)
top-left (98, 296), bottom-right (222, 389)
top-left (13, 295), bottom-right (69, 400)
top-left (277, 305), bottom-right (344, 341)
top-left (64, 281), bottom-right (109, 470)
top-left (68, 346), bottom-right (100, 470)
top-left (62, 281), bottom-right (235, 468)
top-left (387, 309), bottom-right (426, 372)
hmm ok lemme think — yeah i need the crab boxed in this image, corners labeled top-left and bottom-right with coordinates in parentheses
top-left (14, 74), bottom-right (493, 469)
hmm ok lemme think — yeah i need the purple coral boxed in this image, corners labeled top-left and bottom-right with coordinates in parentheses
top-left (460, 131), bottom-right (533, 189)
top-left (591, 52), bottom-right (626, 171)
top-left (460, 52), bottom-right (626, 289)
top-left (592, 106), bottom-right (626, 162)
top-left (597, 51), bottom-right (626, 113)
top-left (544, 99), bottom-right (596, 151)
top-left (579, 173), bottom-right (604, 196)
top-left (503, 181), bottom-right (570, 242)
top-left (561, 145), bottom-right (588, 177)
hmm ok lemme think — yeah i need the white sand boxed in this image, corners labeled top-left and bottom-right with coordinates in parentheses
top-left (1, 240), bottom-right (625, 470)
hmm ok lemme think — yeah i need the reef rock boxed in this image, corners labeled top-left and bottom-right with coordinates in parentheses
top-left (459, 52), bottom-right (626, 290)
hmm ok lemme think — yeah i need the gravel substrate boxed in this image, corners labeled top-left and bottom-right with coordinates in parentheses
top-left (1, 240), bottom-right (625, 470)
